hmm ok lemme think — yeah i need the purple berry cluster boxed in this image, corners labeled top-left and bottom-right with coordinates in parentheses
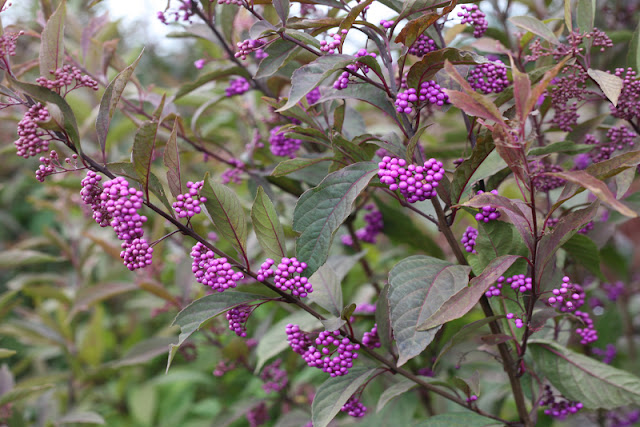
top-left (226, 304), bottom-right (253, 337)
top-left (577, 220), bottom-right (594, 234)
top-left (306, 87), bottom-right (321, 105)
top-left (474, 190), bottom-right (501, 222)
top-left (457, 4), bottom-right (488, 38)
top-left (36, 151), bottom-right (78, 182)
top-left (286, 326), bottom-right (360, 377)
top-left (225, 77), bottom-right (250, 97)
top-left (593, 344), bottom-right (617, 364)
top-left (120, 238), bottom-right (154, 271)
top-left (395, 80), bottom-right (449, 114)
top-left (269, 126), bottom-right (302, 158)
top-left (246, 402), bottom-right (269, 427)
top-left (190, 242), bottom-right (244, 291)
top-left (529, 161), bottom-right (566, 191)
top-left (574, 310), bottom-right (597, 344)
top-left (378, 156), bottom-right (444, 203)
top-left (380, 19), bottom-right (394, 29)
top-left (362, 324), bottom-right (381, 349)
top-left (547, 276), bottom-right (585, 312)
top-left (15, 103), bottom-right (51, 159)
top-left (261, 359), bottom-right (288, 393)
top-left (235, 39), bottom-right (265, 60)
top-left (485, 275), bottom-right (504, 298)
top-left (587, 126), bottom-right (636, 163)
top-left (611, 68), bottom-right (640, 121)
top-left (36, 65), bottom-right (99, 94)
top-left (341, 204), bottom-right (384, 246)
top-left (173, 180), bottom-right (207, 218)
top-left (320, 30), bottom-right (346, 54)
top-left (333, 49), bottom-right (376, 90)
top-left (408, 34), bottom-right (438, 57)
top-left (0, 31), bottom-right (23, 57)
top-left (468, 60), bottom-right (509, 94)
top-left (602, 281), bottom-right (625, 301)
top-left (539, 385), bottom-right (583, 420)
top-left (605, 409), bottom-right (640, 427)
top-left (341, 396), bottom-right (367, 417)
top-left (258, 257), bottom-right (313, 297)
top-left (354, 303), bottom-right (376, 315)
top-left (221, 158), bottom-right (245, 184)
top-left (285, 324), bottom-right (314, 354)
top-left (81, 171), bottom-right (109, 226)
top-left (506, 312), bottom-right (525, 328)
top-left (157, 1), bottom-right (194, 24)
top-left (549, 65), bottom-right (588, 131)
top-left (461, 226), bottom-right (478, 254)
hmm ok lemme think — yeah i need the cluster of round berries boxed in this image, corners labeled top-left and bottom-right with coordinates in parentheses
top-left (610, 68), bottom-right (640, 121)
top-left (306, 87), bottom-right (321, 105)
top-left (547, 276), bottom-right (585, 312)
top-left (157, 1), bottom-right (194, 24)
top-left (577, 220), bottom-right (594, 234)
top-left (221, 158), bottom-right (245, 185)
top-left (362, 324), bottom-right (381, 349)
top-left (173, 181), bottom-right (207, 218)
top-left (461, 226), bottom-right (478, 254)
top-left (593, 344), bottom-right (617, 364)
top-left (269, 126), bottom-right (302, 158)
top-left (235, 39), bottom-right (265, 60)
top-left (225, 77), bottom-right (250, 97)
top-left (333, 49), bottom-right (376, 90)
top-left (36, 65), bottom-right (99, 94)
top-left (226, 304), bottom-right (253, 337)
top-left (529, 161), bottom-right (566, 191)
top-left (605, 408), bottom-right (640, 427)
top-left (380, 19), bottom-right (394, 29)
top-left (100, 177), bottom-right (147, 241)
top-left (35, 151), bottom-right (78, 182)
top-left (246, 402), bottom-right (269, 427)
top-left (602, 281), bottom-right (625, 301)
top-left (485, 275), bottom-right (504, 298)
top-left (0, 31), bottom-right (23, 57)
top-left (408, 34), bottom-right (438, 57)
top-left (257, 257), bottom-right (313, 297)
top-left (395, 80), bottom-right (449, 114)
top-left (548, 65), bottom-right (588, 131)
top-left (468, 61), bottom-right (509, 94)
top-left (15, 103), bottom-right (51, 159)
top-left (291, 328), bottom-right (360, 377)
top-left (474, 190), bottom-right (501, 222)
top-left (378, 156), bottom-right (444, 203)
top-left (218, 0), bottom-right (242, 5)
top-left (341, 396), bottom-right (367, 417)
top-left (574, 310), bottom-right (597, 344)
top-left (190, 242), bottom-right (244, 291)
top-left (539, 385), bottom-right (583, 420)
top-left (120, 238), bottom-right (154, 271)
top-left (506, 313), bottom-right (525, 328)
top-left (586, 126), bottom-right (636, 163)
top-left (341, 204), bottom-right (384, 246)
top-left (458, 4), bottom-right (488, 38)
top-left (285, 324), bottom-right (313, 354)
top-left (320, 30), bottom-right (347, 54)
top-left (260, 359), bottom-right (288, 393)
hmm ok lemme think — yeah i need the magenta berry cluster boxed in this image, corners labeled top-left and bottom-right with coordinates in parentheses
top-left (81, 171), bottom-right (109, 226)
top-left (474, 190), bottom-right (501, 222)
top-left (354, 303), bottom-right (376, 314)
top-left (258, 257), bottom-right (313, 298)
top-left (235, 39), bottom-right (265, 60)
top-left (320, 30), bottom-right (346, 54)
top-left (269, 126), bottom-right (302, 158)
top-left (246, 402), bottom-right (269, 427)
top-left (602, 281), bottom-right (625, 301)
top-left (458, 4), bottom-right (488, 38)
top-left (485, 275), bottom-right (504, 298)
top-left (506, 312), bottom-right (525, 328)
top-left (173, 180), bottom-right (207, 218)
top-left (0, 31), bottom-right (23, 57)
top-left (157, 1), bottom-right (194, 24)
top-left (395, 80), bottom-right (449, 114)
top-left (36, 151), bottom-right (78, 182)
top-left (468, 60), bottom-right (509, 94)
top-left (380, 19), bottom-right (394, 29)
top-left (362, 324), bottom-right (381, 349)
top-left (190, 242), bottom-right (244, 291)
top-left (333, 49), bottom-right (376, 90)
top-left (36, 65), bottom-right (99, 94)
top-left (378, 156), bottom-right (444, 203)
top-left (547, 276), bottom-right (585, 312)
top-left (408, 34), bottom-right (438, 57)
top-left (221, 158), bottom-right (245, 184)
top-left (226, 305), bottom-right (253, 337)
top-left (225, 77), bottom-right (250, 97)
top-left (577, 220), bottom-right (594, 234)
top-left (120, 238), bottom-right (154, 271)
top-left (285, 324), bottom-right (314, 354)
top-left (15, 103), bottom-right (51, 159)
top-left (461, 226), bottom-right (478, 254)
top-left (610, 68), bottom-right (640, 121)
top-left (260, 359), bottom-right (288, 393)
top-left (574, 310), bottom-right (597, 344)
top-left (341, 396), bottom-right (367, 417)
top-left (593, 344), bottom-right (617, 364)
top-left (587, 126), bottom-right (636, 163)
top-left (529, 161), bottom-right (566, 192)
top-left (286, 326), bottom-right (360, 377)
top-left (548, 65), bottom-right (588, 131)
top-left (540, 385), bottom-right (583, 420)
top-left (306, 87), bottom-right (321, 105)
top-left (341, 204), bottom-right (383, 246)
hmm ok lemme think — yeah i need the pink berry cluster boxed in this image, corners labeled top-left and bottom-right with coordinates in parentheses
top-left (221, 158), bottom-right (245, 184)
top-left (36, 65), bottom-right (99, 94)
top-left (586, 126), bottom-right (636, 163)
top-left (173, 180), bottom-right (207, 218)
top-left (577, 220), bottom-right (594, 234)
top-left (548, 276), bottom-right (585, 312)
top-left (395, 80), bottom-right (449, 114)
top-left (354, 303), bottom-right (376, 314)
top-left (548, 65), bottom-right (588, 131)
top-left (468, 60), bottom-right (509, 94)
top-left (225, 77), bottom-right (250, 97)
top-left (380, 19), bottom-right (394, 29)
top-left (474, 190), bottom-right (501, 222)
top-left (362, 324), bottom-right (381, 349)
top-left (190, 242), bottom-right (244, 291)
top-left (218, 0), bottom-right (242, 5)
top-left (457, 4), bottom-right (488, 38)
top-left (320, 30), bottom-right (347, 54)
top-left (333, 49), bottom-right (377, 90)
top-left (341, 204), bottom-right (384, 246)
top-left (235, 39), bottom-right (265, 60)
top-left (574, 310), bottom-right (597, 344)
top-left (306, 87), bottom-right (321, 105)
top-left (0, 31), bottom-right (23, 57)
top-left (461, 226), bottom-right (478, 254)
top-left (120, 238), bottom-right (154, 271)
top-left (226, 304), bottom-right (253, 337)
top-left (260, 359), bottom-right (288, 393)
top-left (15, 103), bottom-right (51, 159)
top-left (611, 68), bottom-right (640, 121)
top-left (602, 281), bottom-right (625, 301)
top-left (378, 156), bottom-right (444, 203)
top-left (35, 151), bottom-right (78, 182)
top-left (539, 385), bottom-right (583, 420)
top-left (157, 1), bottom-right (194, 24)
top-left (529, 161), bottom-right (566, 191)
top-left (246, 402), bottom-right (269, 427)
top-left (506, 312), bottom-right (525, 328)
top-left (257, 257), bottom-right (313, 298)
top-left (408, 34), bottom-right (438, 57)
top-left (80, 171), bottom-right (108, 226)
top-left (341, 396), bottom-right (367, 417)
top-left (269, 126), bottom-right (302, 158)
top-left (286, 326), bottom-right (360, 377)
top-left (485, 275), bottom-right (504, 298)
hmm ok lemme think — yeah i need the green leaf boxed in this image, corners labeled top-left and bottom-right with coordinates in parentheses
top-left (561, 234), bottom-right (604, 279)
top-left (163, 118), bottom-right (182, 198)
top-left (528, 141), bottom-right (593, 156)
top-left (418, 255), bottom-right (520, 331)
top-left (307, 264), bottom-right (343, 316)
top-left (576, 0), bottom-right (594, 32)
top-left (413, 412), bottom-right (501, 426)
top-left (96, 48), bottom-right (144, 155)
top-left (311, 367), bottom-right (379, 427)
top-left (0, 349), bottom-right (16, 359)
top-left (388, 256), bottom-right (471, 366)
top-left (273, 0), bottom-right (289, 24)
top-left (293, 162), bottom-right (378, 275)
top-left (509, 16), bottom-right (560, 45)
top-left (627, 20), bottom-right (640, 72)
top-left (564, 0), bottom-right (572, 33)
top-left (69, 282), bottom-right (138, 318)
top-left (132, 120), bottom-right (159, 200)
top-left (467, 221), bottom-right (530, 276)
top-left (320, 83), bottom-right (397, 119)
top-left (201, 175), bottom-right (249, 263)
top-left (255, 39), bottom-right (300, 79)
top-left (175, 66), bottom-right (249, 99)
top-left (450, 131), bottom-right (495, 204)
top-left (0, 384), bottom-right (54, 406)
top-left (271, 156), bottom-right (332, 177)
top-left (375, 284), bottom-right (393, 351)
top-left (0, 250), bottom-right (64, 269)
top-left (433, 316), bottom-right (504, 368)
top-left (530, 339), bottom-right (640, 409)
top-left (168, 292), bottom-right (265, 371)
top-left (587, 68), bottom-right (623, 106)
top-left (39, 0), bottom-right (65, 78)
top-left (377, 378), bottom-right (417, 413)
top-left (251, 187), bottom-right (287, 261)
top-left (406, 124), bottom-right (431, 162)
top-left (112, 337), bottom-right (177, 368)
top-left (277, 55), bottom-right (355, 112)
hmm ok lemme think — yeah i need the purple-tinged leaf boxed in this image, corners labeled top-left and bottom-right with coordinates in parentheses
top-left (339, 0), bottom-right (375, 33)
top-left (163, 118), bottom-right (182, 198)
top-left (132, 120), bottom-right (159, 200)
top-left (395, 13), bottom-right (440, 47)
top-left (375, 284), bottom-right (393, 352)
top-left (273, 0), bottom-right (290, 24)
top-left (175, 65), bottom-right (250, 99)
top-left (308, 265), bottom-right (343, 317)
top-left (320, 84), bottom-right (397, 119)
top-left (451, 131), bottom-right (495, 204)
top-left (377, 378), bottom-right (417, 413)
top-left (588, 68), bottom-right (623, 106)
top-left (491, 125), bottom-right (528, 188)
top-left (39, 0), bottom-right (65, 78)
top-left (480, 334), bottom-right (514, 345)
top-left (509, 16), bottom-right (560, 45)
top-left (525, 56), bottom-right (570, 116)
top-left (320, 316), bottom-right (345, 331)
top-left (418, 255), bottom-right (520, 331)
top-left (286, 17), bottom-right (342, 30)
top-left (388, 256), bottom-right (471, 366)
top-left (433, 316), bottom-right (504, 368)
top-left (271, 156), bottom-right (332, 177)
top-left (201, 175), bottom-right (249, 264)
top-left (255, 39), bottom-right (299, 79)
top-left (509, 56), bottom-right (532, 123)
top-left (81, 13), bottom-right (109, 63)
top-left (407, 48), bottom-right (490, 90)
top-left (70, 282), bottom-right (138, 319)
top-left (251, 186), bottom-right (287, 262)
top-left (530, 339), bottom-right (640, 409)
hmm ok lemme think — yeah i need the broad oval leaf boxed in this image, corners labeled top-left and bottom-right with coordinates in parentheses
top-left (271, 156), bottom-right (332, 177)
top-left (255, 39), bottom-right (300, 79)
top-left (509, 15), bottom-right (560, 45)
top-left (307, 264), bottom-right (343, 316)
top-left (311, 367), bottom-right (379, 427)
top-left (377, 377), bottom-right (417, 413)
top-left (39, 0), bottom-right (66, 78)
top-left (251, 186), bottom-right (287, 261)
top-left (293, 162), bottom-right (378, 275)
top-left (163, 118), bottom-right (182, 198)
top-left (388, 256), bottom-right (471, 366)
top-left (132, 121), bottom-right (159, 200)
